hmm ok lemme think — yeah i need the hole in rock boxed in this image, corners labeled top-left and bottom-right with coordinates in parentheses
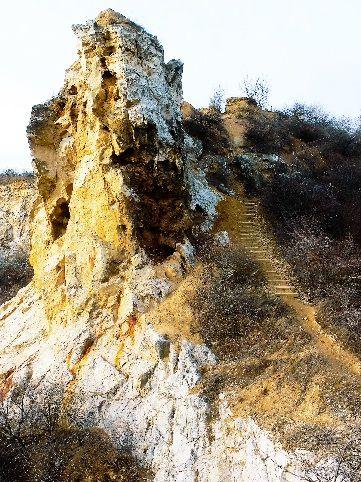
top-left (66, 183), bottom-right (73, 197)
top-left (69, 85), bottom-right (78, 95)
top-left (140, 226), bottom-right (175, 260)
top-left (51, 198), bottom-right (70, 240)
top-left (111, 148), bottom-right (135, 166)
top-left (103, 69), bottom-right (115, 80)
top-left (193, 204), bottom-right (207, 225)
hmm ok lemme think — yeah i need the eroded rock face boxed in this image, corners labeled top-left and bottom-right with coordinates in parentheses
top-left (27, 9), bottom-right (205, 326)
top-left (0, 9), bottom-right (359, 482)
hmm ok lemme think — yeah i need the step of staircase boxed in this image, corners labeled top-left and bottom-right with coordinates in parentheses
top-left (273, 283), bottom-right (295, 288)
top-left (238, 199), bottom-right (300, 299)
top-left (274, 292), bottom-right (298, 296)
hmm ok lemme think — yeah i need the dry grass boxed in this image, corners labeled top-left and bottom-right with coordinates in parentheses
top-left (0, 170), bottom-right (35, 186)
top-left (0, 390), bottom-right (151, 482)
top-left (183, 109), bottom-right (231, 156)
top-left (0, 427), bottom-right (150, 482)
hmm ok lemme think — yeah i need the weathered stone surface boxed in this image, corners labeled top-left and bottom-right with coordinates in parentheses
top-left (0, 286), bottom-right (350, 481)
top-left (26, 9), bottom-right (217, 328)
top-left (0, 9), bottom-right (359, 482)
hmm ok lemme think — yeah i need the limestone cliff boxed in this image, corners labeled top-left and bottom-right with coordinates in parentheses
top-left (0, 9), bottom-right (360, 482)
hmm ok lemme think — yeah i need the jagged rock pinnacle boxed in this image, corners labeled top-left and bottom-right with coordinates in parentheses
top-left (27, 9), bottom-right (206, 325)
top-left (95, 8), bottom-right (127, 26)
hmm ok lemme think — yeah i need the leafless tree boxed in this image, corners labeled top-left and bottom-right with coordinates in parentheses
top-left (209, 85), bottom-right (225, 113)
top-left (241, 76), bottom-right (270, 109)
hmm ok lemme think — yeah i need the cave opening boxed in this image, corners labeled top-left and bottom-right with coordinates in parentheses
top-left (69, 85), bottom-right (78, 95)
top-left (51, 198), bottom-right (70, 240)
top-left (103, 69), bottom-right (115, 80)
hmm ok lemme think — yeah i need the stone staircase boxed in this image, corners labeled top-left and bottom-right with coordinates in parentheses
top-left (215, 189), bottom-right (361, 376)
top-left (238, 200), bottom-right (299, 297)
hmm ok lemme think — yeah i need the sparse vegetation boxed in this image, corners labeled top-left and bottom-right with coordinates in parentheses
top-left (192, 243), bottom-right (293, 361)
top-left (0, 169), bottom-right (35, 186)
top-left (0, 389), bottom-right (151, 482)
top-left (240, 109), bottom-right (292, 154)
top-left (209, 85), bottom-right (225, 113)
top-left (183, 108), bottom-right (231, 156)
top-left (0, 251), bottom-right (33, 305)
top-left (276, 220), bottom-right (361, 355)
top-left (236, 102), bottom-right (361, 356)
top-left (240, 76), bottom-right (270, 109)
top-left (303, 435), bottom-right (361, 482)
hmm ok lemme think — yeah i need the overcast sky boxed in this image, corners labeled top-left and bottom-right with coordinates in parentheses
top-left (1, 0), bottom-right (361, 171)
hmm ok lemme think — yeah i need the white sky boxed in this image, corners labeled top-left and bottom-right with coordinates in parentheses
top-left (1, 0), bottom-right (361, 171)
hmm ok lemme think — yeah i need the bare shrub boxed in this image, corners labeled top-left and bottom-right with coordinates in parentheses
top-left (303, 435), bottom-right (361, 481)
top-left (242, 110), bottom-right (292, 154)
top-left (0, 169), bottom-right (35, 186)
top-left (318, 291), bottom-right (361, 357)
top-left (183, 109), bottom-right (230, 156)
top-left (192, 243), bottom-right (291, 361)
top-left (0, 251), bottom-right (33, 305)
top-left (245, 102), bottom-right (361, 354)
top-left (272, 218), bottom-right (361, 355)
top-left (209, 85), bottom-right (225, 113)
top-left (243, 101), bottom-right (361, 162)
top-left (261, 171), bottom-right (342, 236)
top-left (0, 388), bottom-right (151, 481)
top-left (241, 76), bottom-right (270, 109)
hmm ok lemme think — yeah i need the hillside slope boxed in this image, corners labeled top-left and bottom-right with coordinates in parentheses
top-left (0, 9), bottom-right (360, 482)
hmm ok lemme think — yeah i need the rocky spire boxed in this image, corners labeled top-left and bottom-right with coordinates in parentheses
top-left (27, 9), bottom-right (200, 323)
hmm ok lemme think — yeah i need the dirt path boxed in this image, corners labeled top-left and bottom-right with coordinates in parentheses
top-left (214, 190), bottom-right (361, 377)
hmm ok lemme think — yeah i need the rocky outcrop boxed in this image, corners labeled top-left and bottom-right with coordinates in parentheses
top-left (0, 178), bottom-right (35, 255)
top-left (27, 9), bottom-right (220, 329)
top-left (0, 9), bottom-right (360, 482)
